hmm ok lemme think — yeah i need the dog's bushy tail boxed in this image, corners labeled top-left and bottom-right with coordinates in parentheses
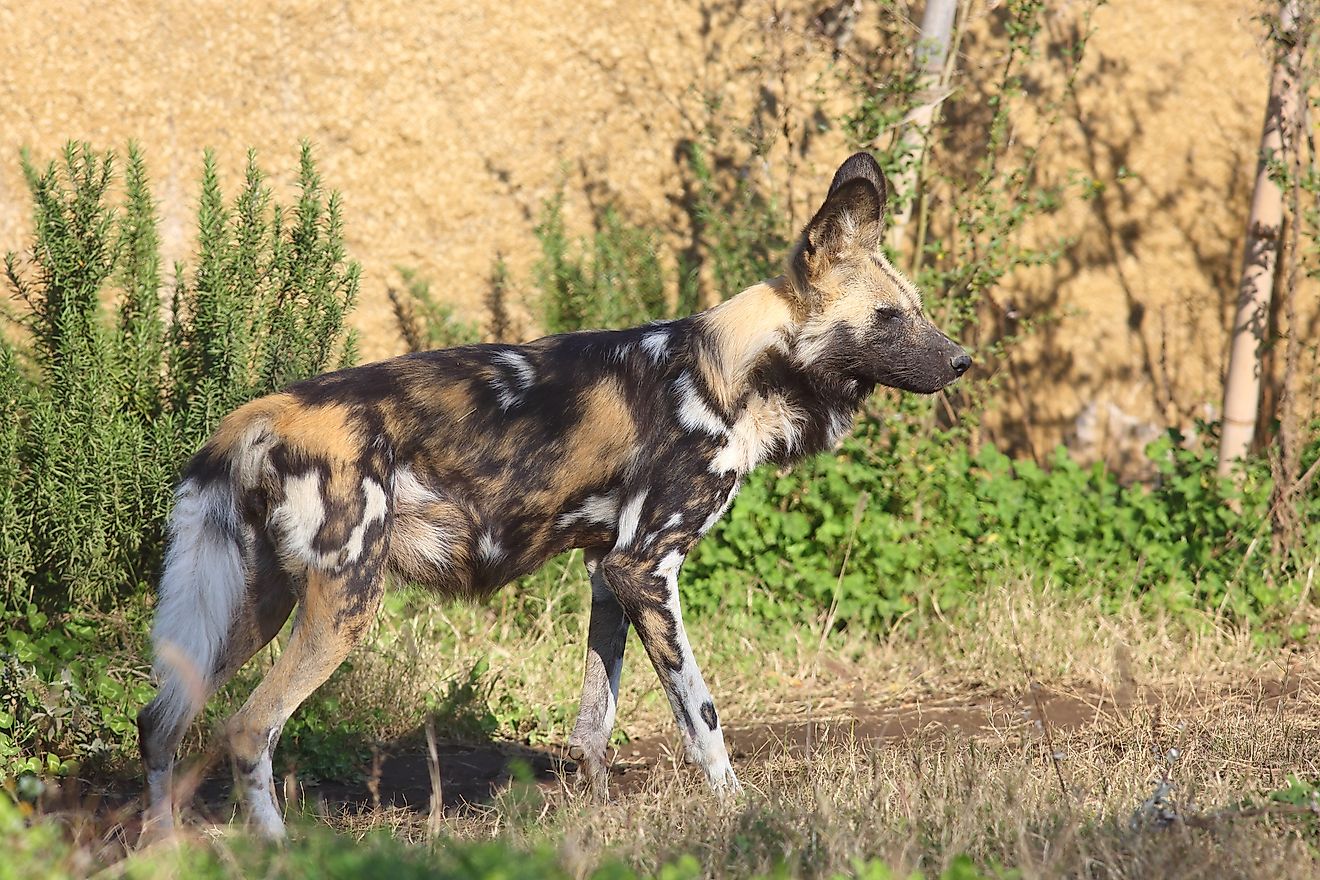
top-left (145, 474), bottom-right (246, 734)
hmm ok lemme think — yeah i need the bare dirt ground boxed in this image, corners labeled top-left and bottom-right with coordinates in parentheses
top-left (312, 675), bottom-right (1315, 814)
top-left (341, 684), bottom-right (1127, 809)
top-left (68, 674), bottom-right (1315, 846)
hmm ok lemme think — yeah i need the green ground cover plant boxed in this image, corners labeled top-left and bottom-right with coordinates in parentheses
top-left (684, 416), bottom-right (1320, 636)
top-left (1, 789), bottom-right (1007, 880)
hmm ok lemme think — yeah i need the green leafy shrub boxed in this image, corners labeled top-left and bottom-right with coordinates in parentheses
top-left (0, 141), bottom-right (358, 778)
top-left (535, 189), bottom-right (671, 333)
top-left (389, 265), bottom-right (481, 351)
top-left (1, 141), bottom-right (357, 617)
top-left (2, 144), bottom-right (177, 615)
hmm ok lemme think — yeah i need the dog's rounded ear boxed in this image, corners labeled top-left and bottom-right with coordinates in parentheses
top-left (788, 170), bottom-right (884, 308)
top-left (808, 177), bottom-right (884, 247)
top-left (786, 153), bottom-right (888, 312)
top-left (827, 151), bottom-right (889, 213)
top-left (805, 153), bottom-right (887, 255)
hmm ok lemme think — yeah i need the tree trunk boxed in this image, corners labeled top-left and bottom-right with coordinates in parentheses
top-left (1218, 0), bottom-right (1304, 475)
top-left (1270, 8), bottom-right (1316, 556)
top-left (887, 0), bottom-right (959, 254)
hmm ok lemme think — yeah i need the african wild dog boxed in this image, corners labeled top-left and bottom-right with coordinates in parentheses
top-left (137, 152), bottom-right (970, 839)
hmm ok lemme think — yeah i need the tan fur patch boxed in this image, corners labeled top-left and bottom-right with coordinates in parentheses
top-left (694, 279), bottom-right (796, 409)
top-left (207, 394), bottom-right (293, 459)
top-left (478, 378), bottom-right (641, 562)
top-left (557, 378), bottom-right (638, 486)
top-left (227, 565), bottom-right (380, 764)
top-left (637, 607), bottom-right (681, 669)
top-left (271, 402), bottom-right (364, 465)
top-left (391, 361), bottom-right (480, 431)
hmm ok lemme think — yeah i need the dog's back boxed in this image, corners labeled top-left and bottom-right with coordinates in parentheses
top-left (169, 320), bottom-right (716, 601)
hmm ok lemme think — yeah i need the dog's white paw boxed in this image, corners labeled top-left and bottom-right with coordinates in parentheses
top-left (705, 755), bottom-right (742, 800)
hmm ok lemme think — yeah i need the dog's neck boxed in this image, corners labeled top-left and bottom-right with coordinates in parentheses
top-left (693, 277), bottom-right (799, 411)
top-left (693, 278), bottom-right (872, 463)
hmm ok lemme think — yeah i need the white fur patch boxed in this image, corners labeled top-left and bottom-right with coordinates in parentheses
top-left (393, 466), bottom-right (436, 506)
top-left (557, 493), bottom-right (620, 530)
top-left (342, 478), bottom-right (387, 564)
top-left (391, 468), bottom-right (457, 570)
top-left (641, 330), bottom-right (670, 363)
top-left (269, 471), bottom-right (325, 569)
top-left (239, 751), bottom-right (284, 838)
top-left (270, 472), bottom-right (388, 571)
top-left (711, 394), bottom-right (803, 474)
top-left (489, 375), bottom-right (515, 410)
top-left (712, 419), bottom-right (771, 474)
top-left (826, 409), bottom-right (855, 447)
top-left (393, 520), bottom-right (457, 573)
top-left (490, 350), bottom-right (535, 410)
top-left (494, 349), bottom-right (536, 389)
top-left (614, 490), bottom-right (649, 549)
top-left (233, 422), bottom-right (277, 488)
top-left (644, 548), bottom-right (738, 792)
top-left (700, 482), bottom-right (741, 534)
top-left (478, 530), bottom-right (504, 563)
top-left (673, 372), bottom-right (727, 437)
top-left (792, 322), bottom-right (837, 371)
top-left (653, 550), bottom-right (686, 583)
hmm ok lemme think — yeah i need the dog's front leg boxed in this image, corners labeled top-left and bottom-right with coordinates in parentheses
top-left (568, 552), bottom-right (629, 799)
top-left (601, 549), bottom-right (740, 795)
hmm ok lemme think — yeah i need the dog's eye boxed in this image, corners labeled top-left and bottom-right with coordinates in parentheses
top-left (876, 307), bottom-right (903, 322)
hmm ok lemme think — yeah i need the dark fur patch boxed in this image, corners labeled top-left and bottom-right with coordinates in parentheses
top-left (700, 700), bottom-right (718, 731)
top-left (676, 698), bottom-right (696, 737)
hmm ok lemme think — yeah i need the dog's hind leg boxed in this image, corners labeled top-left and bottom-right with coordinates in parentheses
top-left (224, 562), bottom-right (385, 838)
top-left (138, 482), bottom-right (297, 844)
top-left (139, 584), bottom-right (296, 843)
top-left (567, 550), bottom-right (630, 799)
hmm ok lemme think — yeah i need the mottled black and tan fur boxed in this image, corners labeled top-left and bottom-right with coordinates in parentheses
top-left (138, 153), bottom-right (970, 839)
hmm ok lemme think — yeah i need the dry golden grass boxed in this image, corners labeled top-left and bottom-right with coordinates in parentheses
top-left (292, 565), bottom-right (1310, 751)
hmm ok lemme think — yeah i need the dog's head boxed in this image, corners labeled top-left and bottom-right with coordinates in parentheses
top-left (786, 152), bottom-right (970, 394)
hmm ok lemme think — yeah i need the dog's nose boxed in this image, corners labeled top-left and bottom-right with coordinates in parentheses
top-left (951, 353), bottom-right (972, 375)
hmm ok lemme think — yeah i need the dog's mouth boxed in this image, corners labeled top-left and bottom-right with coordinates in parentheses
top-left (868, 348), bottom-right (971, 395)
